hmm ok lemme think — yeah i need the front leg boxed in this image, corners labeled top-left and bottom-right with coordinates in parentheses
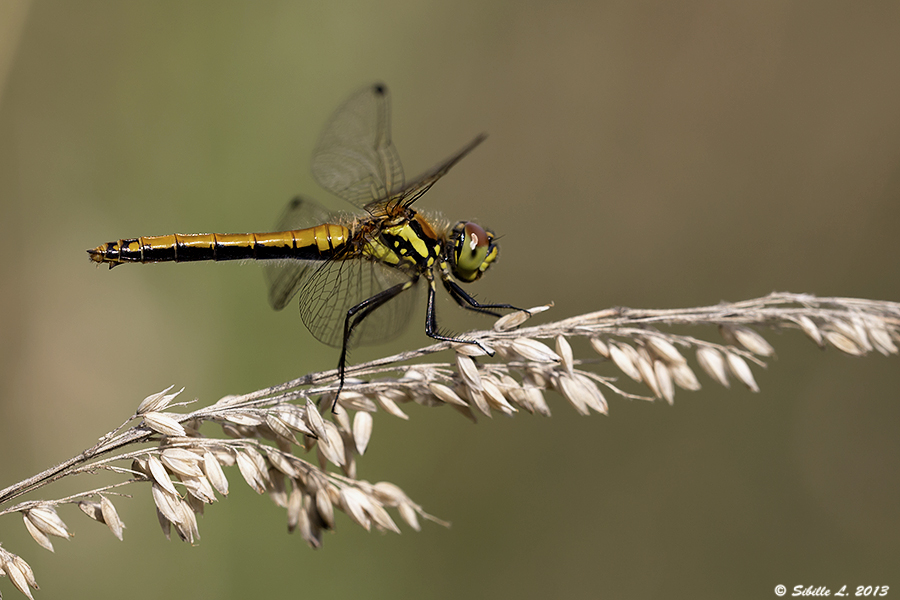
top-left (441, 274), bottom-right (525, 316)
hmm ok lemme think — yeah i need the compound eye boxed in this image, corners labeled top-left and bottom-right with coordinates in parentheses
top-left (452, 222), bottom-right (496, 282)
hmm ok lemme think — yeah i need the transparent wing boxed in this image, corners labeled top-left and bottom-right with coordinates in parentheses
top-left (297, 257), bottom-right (418, 348)
top-left (264, 196), bottom-right (340, 311)
top-left (311, 83), bottom-right (405, 208)
top-left (367, 134), bottom-right (486, 216)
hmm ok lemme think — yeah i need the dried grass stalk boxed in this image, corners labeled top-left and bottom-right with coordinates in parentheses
top-left (0, 292), bottom-right (897, 598)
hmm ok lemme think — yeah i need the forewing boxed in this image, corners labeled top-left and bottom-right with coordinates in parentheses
top-left (297, 258), bottom-right (418, 348)
top-left (311, 83), bottom-right (405, 208)
top-left (264, 196), bottom-right (340, 311)
top-left (375, 134), bottom-right (486, 213)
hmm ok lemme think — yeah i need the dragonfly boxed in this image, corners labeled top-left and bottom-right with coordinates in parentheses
top-left (88, 83), bottom-right (522, 404)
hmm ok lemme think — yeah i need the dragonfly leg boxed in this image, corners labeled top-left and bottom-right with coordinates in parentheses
top-left (425, 279), bottom-right (494, 355)
top-left (440, 275), bottom-right (524, 317)
top-left (332, 278), bottom-right (415, 411)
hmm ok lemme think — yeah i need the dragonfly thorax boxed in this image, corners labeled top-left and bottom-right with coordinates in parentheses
top-left (369, 212), bottom-right (443, 271)
top-left (448, 221), bottom-right (499, 283)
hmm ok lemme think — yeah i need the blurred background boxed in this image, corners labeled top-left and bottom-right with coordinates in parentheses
top-left (1, 2), bottom-right (899, 598)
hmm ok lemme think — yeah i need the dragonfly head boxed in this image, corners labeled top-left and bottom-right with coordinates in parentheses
top-left (449, 221), bottom-right (499, 283)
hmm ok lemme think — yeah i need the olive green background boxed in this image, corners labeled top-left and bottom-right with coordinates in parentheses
top-left (1, 2), bottom-right (899, 599)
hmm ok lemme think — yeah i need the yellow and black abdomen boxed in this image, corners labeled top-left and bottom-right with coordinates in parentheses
top-left (87, 224), bottom-right (350, 268)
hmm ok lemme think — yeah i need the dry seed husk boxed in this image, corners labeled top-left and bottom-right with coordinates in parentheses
top-left (247, 445), bottom-right (270, 477)
top-left (316, 488), bottom-right (335, 530)
top-left (287, 485), bottom-right (303, 533)
top-left (265, 413), bottom-right (299, 445)
top-left (523, 384), bottom-right (551, 417)
top-left (845, 317), bottom-right (874, 352)
top-left (795, 315), bottom-right (824, 347)
top-left (645, 336), bottom-right (686, 365)
top-left (274, 407), bottom-right (314, 436)
top-left (481, 377), bottom-right (516, 414)
top-left (456, 354), bottom-right (483, 391)
top-left (493, 309), bottom-right (531, 331)
top-left (318, 422), bottom-right (346, 467)
top-left (332, 406), bottom-right (351, 434)
top-left (696, 347), bottom-right (730, 387)
top-left (375, 393), bottom-right (409, 419)
top-left (465, 388), bottom-right (492, 417)
top-left (428, 382), bottom-right (467, 406)
top-left (731, 327), bottom-right (776, 357)
top-left (202, 451), bottom-right (230, 495)
top-left (635, 347), bottom-right (661, 398)
top-left (718, 325), bottom-right (739, 348)
top-left (173, 499), bottom-right (200, 543)
top-left (670, 362), bottom-right (701, 391)
top-left (523, 303), bottom-right (553, 315)
top-left (344, 449), bottom-right (358, 479)
top-left (556, 335), bottom-right (575, 375)
top-left (78, 501), bottom-right (104, 522)
top-left (236, 450), bottom-right (267, 494)
top-left (10, 553), bottom-right (38, 594)
top-left (575, 373), bottom-right (608, 414)
top-left (609, 343), bottom-right (642, 382)
top-left (523, 366), bottom-right (551, 389)
top-left (212, 393), bottom-right (245, 407)
top-left (225, 410), bottom-right (266, 427)
top-left (3, 553), bottom-right (36, 600)
top-left (305, 399), bottom-right (328, 440)
top-left (823, 329), bottom-right (864, 355)
top-left (340, 487), bottom-right (372, 531)
top-left (868, 321), bottom-right (899, 355)
top-left (371, 481), bottom-right (409, 506)
top-left (156, 507), bottom-right (172, 540)
top-left (300, 498), bottom-right (323, 549)
top-left (130, 456), bottom-right (150, 478)
top-left (147, 455), bottom-right (178, 495)
top-left (589, 337), bottom-right (610, 359)
top-left (99, 496), bottom-right (125, 540)
top-left (265, 449), bottom-right (299, 479)
top-left (826, 319), bottom-right (868, 352)
top-left (142, 412), bottom-right (186, 437)
top-left (454, 342), bottom-right (493, 357)
top-left (183, 474), bottom-right (218, 504)
top-left (185, 488), bottom-right (206, 515)
top-left (23, 514), bottom-right (54, 552)
top-left (556, 374), bottom-right (590, 416)
top-left (366, 499), bottom-right (400, 534)
top-left (398, 502), bottom-right (421, 531)
top-left (335, 389), bottom-right (374, 411)
top-left (725, 352), bottom-right (760, 392)
top-left (220, 422), bottom-right (245, 439)
top-left (654, 360), bottom-right (675, 405)
top-left (352, 411), bottom-right (373, 455)
top-left (510, 338), bottom-right (561, 363)
top-left (160, 448), bottom-right (204, 478)
top-left (137, 385), bottom-right (180, 414)
top-left (151, 484), bottom-right (183, 524)
top-left (499, 374), bottom-right (530, 412)
top-left (266, 468), bottom-right (289, 508)
top-left (381, 386), bottom-right (411, 404)
top-left (211, 447), bottom-right (235, 466)
top-left (26, 506), bottom-right (71, 540)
